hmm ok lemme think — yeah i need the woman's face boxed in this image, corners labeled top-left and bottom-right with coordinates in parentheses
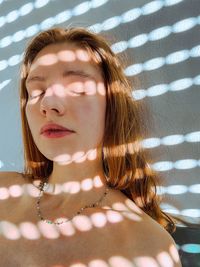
top-left (25, 42), bottom-right (106, 162)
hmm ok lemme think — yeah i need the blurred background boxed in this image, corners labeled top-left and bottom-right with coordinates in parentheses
top-left (0, 0), bottom-right (200, 265)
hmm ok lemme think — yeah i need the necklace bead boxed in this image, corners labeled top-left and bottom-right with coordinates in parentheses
top-left (36, 179), bottom-right (109, 225)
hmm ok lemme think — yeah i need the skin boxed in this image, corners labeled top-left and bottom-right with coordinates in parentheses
top-left (25, 42), bottom-right (109, 215)
top-left (0, 42), bottom-right (182, 267)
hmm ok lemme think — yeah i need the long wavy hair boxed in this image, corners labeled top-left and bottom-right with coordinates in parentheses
top-left (19, 27), bottom-right (176, 233)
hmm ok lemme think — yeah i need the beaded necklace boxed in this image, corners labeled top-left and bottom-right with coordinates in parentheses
top-left (36, 178), bottom-right (109, 225)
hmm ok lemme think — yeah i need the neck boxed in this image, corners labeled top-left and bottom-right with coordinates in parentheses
top-left (33, 148), bottom-right (110, 220)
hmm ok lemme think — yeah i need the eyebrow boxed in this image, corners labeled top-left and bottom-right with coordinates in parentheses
top-left (26, 70), bottom-right (93, 85)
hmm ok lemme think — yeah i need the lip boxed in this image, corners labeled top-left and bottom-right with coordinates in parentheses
top-left (41, 130), bottom-right (74, 138)
top-left (40, 123), bottom-right (75, 135)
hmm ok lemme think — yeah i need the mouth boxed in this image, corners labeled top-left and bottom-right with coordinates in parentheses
top-left (40, 123), bottom-right (75, 135)
top-left (41, 129), bottom-right (74, 138)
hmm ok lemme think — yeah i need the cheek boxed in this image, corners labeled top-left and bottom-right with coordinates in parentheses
top-left (77, 98), bottom-right (106, 131)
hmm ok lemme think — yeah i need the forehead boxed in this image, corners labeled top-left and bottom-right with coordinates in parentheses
top-left (29, 42), bottom-right (101, 73)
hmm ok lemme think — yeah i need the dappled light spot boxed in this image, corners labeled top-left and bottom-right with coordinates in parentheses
top-left (88, 259), bottom-right (109, 267)
top-left (84, 80), bottom-right (98, 95)
top-left (109, 256), bottom-right (133, 267)
top-left (81, 178), bottom-right (93, 191)
top-left (0, 187), bottom-right (9, 200)
top-left (72, 215), bottom-right (93, 231)
top-left (112, 202), bottom-right (142, 221)
top-left (90, 212), bottom-right (107, 228)
top-left (134, 256), bottom-right (159, 267)
top-left (37, 53), bottom-right (58, 66)
top-left (125, 198), bottom-right (143, 214)
top-left (157, 251), bottom-right (174, 267)
top-left (87, 149), bottom-right (98, 160)
top-left (0, 221), bottom-right (21, 240)
top-left (9, 184), bottom-right (23, 197)
top-left (70, 263), bottom-right (87, 267)
top-left (72, 151), bottom-right (86, 163)
top-left (38, 221), bottom-right (60, 239)
top-left (26, 183), bottom-right (41, 197)
top-left (19, 222), bottom-right (40, 240)
top-left (97, 82), bottom-right (106, 95)
top-left (63, 181), bottom-right (81, 194)
top-left (57, 50), bottom-right (76, 62)
top-left (122, 211), bottom-right (142, 221)
top-left (76, 49), bottom-right (91, 62)
top-left (93, 175), bottom-right (105, 188)
top-left (57, 220), bottom-right (75, 236)
top-left (169, 243), bottom-right (182, 263)
top-left (106, 210), bottom-right (123, 223)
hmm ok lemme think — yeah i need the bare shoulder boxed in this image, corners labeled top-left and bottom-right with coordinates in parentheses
top-left (102, 190), bottom-right (182, 266)
top-left (0, 171), bottom-right (26, 187)
top-left (130, 215), bottom-right (182, 266)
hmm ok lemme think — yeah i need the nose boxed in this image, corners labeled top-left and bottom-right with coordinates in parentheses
top-left (40, 86), bottom-right (65, 117)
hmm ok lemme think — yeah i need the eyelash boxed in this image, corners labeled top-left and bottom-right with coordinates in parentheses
top-left (28, 90), bottom-right (85, 99)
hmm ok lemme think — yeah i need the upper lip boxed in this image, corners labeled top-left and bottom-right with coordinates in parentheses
top-left (40, 123), bottom-right (75, 134)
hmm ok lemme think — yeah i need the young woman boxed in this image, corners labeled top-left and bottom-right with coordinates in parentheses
top-left (0, 27), bottom-right (182, 266)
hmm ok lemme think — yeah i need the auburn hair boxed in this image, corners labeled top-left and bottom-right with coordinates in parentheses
top-left (19, 27), bottom-right (176, 233)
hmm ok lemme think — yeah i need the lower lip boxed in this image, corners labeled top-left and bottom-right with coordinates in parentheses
top-left (41, 130), bottom-right (74, 138)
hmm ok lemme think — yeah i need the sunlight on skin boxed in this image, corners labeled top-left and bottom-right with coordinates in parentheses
top-left (88, 259), bottom-right (109, 267)
top-left (90, 212), bottom-right (107, 228)
top-left (72, 215), bottom-right (93, 231)
top-left (19, 222), bottom-right (41, 240)
top-left (81, 178), bottom-right (93, 191)
top-left (57, 220), bottom-right (76, 236)
top-left (69, 264), bottom-right (87, 267)
top-left (0, 221), bottom-right (20, 240)
top-left (125, 198), bottom-right (143, 215)
top-left (169, 243), bottom-right (180, 263)
top-left (9, 184), bottom-right (23, 197)
top-left (0, 187), bottom-right (9, 199)
top-left (105, 210), bottom-right (124, 223)
top-left (49, 149), bottom-right (101, 166)
top-left (37, 221), bottom-right (60, 239)
top-left (157, 251), bottom-right (174, 267)
top-left (112, 202), bottom-right (142, 221)
top-left (133, 256), bottom-right (160, 267)
top-left (109, 256), bottom-right (133, 267)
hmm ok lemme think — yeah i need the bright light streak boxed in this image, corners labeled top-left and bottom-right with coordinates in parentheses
top-left (121, 8), bottom-right (142, 23)
top-left (152, 161), bottom-right (174, 171)
top-left (182, 244), bottom-right (200, 254)
top-left (188, 184), bottom-right (200, 194)
top-left (169, 78), bottom-right (193, 91)
top-left (161, 135), bottom-right (184, 146)
top-left (55, 10), bottom-right (72, 24)
top-left (149, 26), bottom-right (172, 40)
top-left (164, 0), bottom-right (184, 6)
top-left (19, 3), bottom-right (34, 16)
top-left (147, 84), bottom-right (169, 97)
top-left (166, 185), bottom-right (188, 195)
top-left (141, 138), bottom-right (161, 148)
top-left (143, 57), bottom-right (165, 71)
top-left (0, 160), bottom-right (4, 168)
top-left (0, 79), bottom-right (11, 91)
top-left (91, 0), bottom-right (109, 8)
top-left (181, 209), bottom-right (200, 218)
top-left (6, 10), bottom-right (19, 23)
top-left (166, 50), bottom-right (190, 64)
top-left (34, 0), bottom-right (50, 8)
top-left (72, 1), bottom-right (91, 16)
top-left (128, 34), bottom-right (148, 48)
top-left (174, 159), bottom-right (197, 170)
top-left (111, 41), bottom-right (128, 53)
top-left (101, 16), bottom-right (121, 31)
top-left (172, 17), bottom-right (198, 33)
top-left (141, 0), bottom-right (164, 15)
